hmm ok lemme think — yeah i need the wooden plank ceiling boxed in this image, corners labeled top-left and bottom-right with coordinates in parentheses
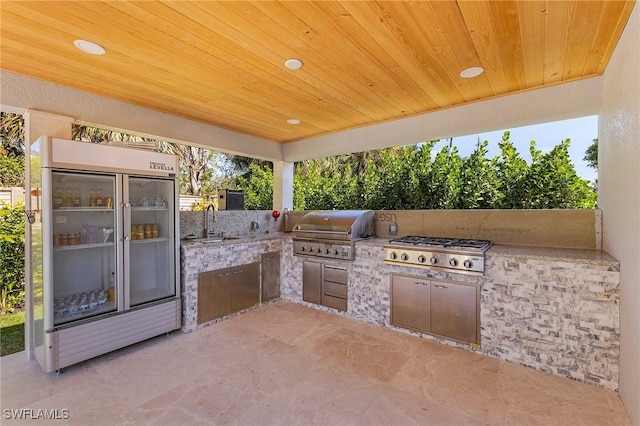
top-left (0, 1), bottom-right (635, 143)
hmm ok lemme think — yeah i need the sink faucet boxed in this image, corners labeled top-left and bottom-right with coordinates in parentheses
top-left (204, 204), bottom-right (216, 237)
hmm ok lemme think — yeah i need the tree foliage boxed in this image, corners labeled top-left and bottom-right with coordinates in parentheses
top-left (584, 138), bottom-right (598, 169)
top-left (72, 124), bottom-right (220, 197)
top-left (0, 112), bottom-right (25, 187)
top-left (0, 201), bottom-right (25, 313)
top-left (288, 131), bottom-right (596, 210)
top-left (235, 163), bottom-right (274, 210)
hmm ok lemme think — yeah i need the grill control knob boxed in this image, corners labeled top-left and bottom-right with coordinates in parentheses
top-left (400, 253), bottom-right (409, 261)
top-left (417, 255), bottom-right (427, 263)
top-left (325, 249), bottom-right (330, 254)
top-left (430, 256), bottom-right (438, 265)
top-left (334, 249), bottom-right (339, 255)
top-left (301, 247), bottom-right (306, 252)
top-left (389, 252), bottom-right (398, 260)
top-left (463, 259), bottom-right (473, 269)
top-left (317, 248), bottom-right (322, 253)
top-left (449, 258), bottom-right (459, 267)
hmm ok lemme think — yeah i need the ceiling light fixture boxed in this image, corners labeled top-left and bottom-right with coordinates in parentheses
top-left (287, 119), bottom-right (301, 125)
top-left (284, 58), bottom-right (303, 70)
top-left (74, 39), bottom-right (106, 55)
top-left (460, 67), bottom-right (484, 78)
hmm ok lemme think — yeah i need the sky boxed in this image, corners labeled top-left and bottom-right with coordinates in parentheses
top-left (430, 115), bottom-right (598, 183)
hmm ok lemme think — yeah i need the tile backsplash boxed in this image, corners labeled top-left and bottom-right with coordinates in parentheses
top-left (180, 210), bottom-right (285, 239)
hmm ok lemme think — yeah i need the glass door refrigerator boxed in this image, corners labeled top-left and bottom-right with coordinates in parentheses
top-left (28, 136), bottom-right (181, 373)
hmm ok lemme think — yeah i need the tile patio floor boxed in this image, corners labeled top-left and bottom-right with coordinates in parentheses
top-left (0, 300), bottom-right (631, 425)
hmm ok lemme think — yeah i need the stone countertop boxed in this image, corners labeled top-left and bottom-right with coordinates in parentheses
top-left (356, 238), bottom-right (619, 267)
top-left (180, 233), bottom-right (619, 267)
top-left (180, 232), bottom-right (289, 249)
top-left (487, 244), bottom-right (619, 267)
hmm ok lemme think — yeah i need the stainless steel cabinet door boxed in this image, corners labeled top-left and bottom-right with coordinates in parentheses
top-left (198, 270), bottom-right (231, 324)
top-left (261, 252), bottom-right (280, 302)
top-left (230, 262), bottom-right (259, 312)
top-left (391, 275), bottom-right (430, 333)
top-left (302, 261), bottom-right (322, 304)
top-left (430, 281), bottom-right (478, 344)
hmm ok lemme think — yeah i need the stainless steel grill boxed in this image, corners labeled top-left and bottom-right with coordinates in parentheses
top-left (293, 210), bottom-right (375, 260)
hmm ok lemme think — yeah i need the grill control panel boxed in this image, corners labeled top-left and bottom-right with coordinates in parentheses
top-left (383, 247), bottom-right (485, 275)
top-left (293, 240), bottom-right (353, 260)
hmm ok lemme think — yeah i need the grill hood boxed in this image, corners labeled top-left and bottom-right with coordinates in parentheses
top-left (293, 210), bottom-right (375, 242)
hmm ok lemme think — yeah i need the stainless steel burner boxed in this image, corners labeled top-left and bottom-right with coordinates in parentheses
top-left (384, 236), bottom-right (492, 275)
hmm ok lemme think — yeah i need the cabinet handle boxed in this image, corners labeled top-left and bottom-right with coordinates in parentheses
top-left (433, 284), bottom-right (448, 289)
top-left (325, 266), bottom-right (346, 272)
top-left (414, 281), bottom-right (427, 286)
top-left (220, 272), bottom-right (230, 277)
top-left (233, 269), bottom-right (243, 274)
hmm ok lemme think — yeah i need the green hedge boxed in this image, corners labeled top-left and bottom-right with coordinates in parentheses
top-left (0, 201), bottom-right (25, 313)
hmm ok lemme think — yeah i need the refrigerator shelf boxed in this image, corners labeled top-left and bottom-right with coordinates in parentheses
top-left (54, 242), bottom-right (114, 251)
top-left (54, 301), bottom-right (117, 326)
top-left (131, 206), bottom-right (169, 211)
top-left (130, 288), bottom-right (175, 306)
top-left (130, 237), bottom-right (170, 244)
top-left (54, 207), bottom-right (114, 212)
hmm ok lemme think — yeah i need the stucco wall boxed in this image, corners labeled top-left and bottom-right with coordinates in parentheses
top-left (599, 3), bottom-right (640, 424)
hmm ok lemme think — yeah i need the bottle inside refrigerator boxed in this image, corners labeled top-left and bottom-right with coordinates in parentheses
top-left (28, 136), bottom-right (181, 373)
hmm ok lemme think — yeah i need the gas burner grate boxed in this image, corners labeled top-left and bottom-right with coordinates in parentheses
top-left (388, 236), bottom-right (491, 252)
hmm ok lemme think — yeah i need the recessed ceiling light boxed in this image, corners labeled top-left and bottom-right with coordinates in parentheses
top-left (284, 58), bottom-right (303, 70)
top-left (74, 39), bottom-right (106, 55)
top-left (287, 118), bottom-right (301, 125)
top-left (460, 67), bottom-right (484, 78)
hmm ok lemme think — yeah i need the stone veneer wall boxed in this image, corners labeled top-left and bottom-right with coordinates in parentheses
top-left (180, 237), bottom-right (282, 332)
top-left (482, 249), bottom-right (620, 390)
top-left (280, 239), bottom-right (621, 391)
top-left (180, 210), bottom-right (281, 239)
top-left (182, 235), bottom-right (620, 390)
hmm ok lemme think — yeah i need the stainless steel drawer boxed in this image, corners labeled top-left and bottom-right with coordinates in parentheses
top-left (323, 281), bottom-right (347, 298)
top-left (323, 265), bottom-right (347, 284)
top-left (323, 294), bottom-right (347, 311)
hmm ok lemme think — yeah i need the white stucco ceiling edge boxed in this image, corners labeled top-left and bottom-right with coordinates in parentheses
top-left (1, 70), bottom-right (602, 164)
top-left (0, 70), bottom-right (282, 161)
top-left (282, 77), bottom-right (603, 162)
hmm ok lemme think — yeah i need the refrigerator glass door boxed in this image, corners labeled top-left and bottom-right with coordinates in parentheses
top-left (126, 176), bottom-right (176, 307)
top-left (51, 171), bottom-right (118, 326)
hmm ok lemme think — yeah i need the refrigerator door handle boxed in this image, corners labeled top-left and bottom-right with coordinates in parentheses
top-left (123, 202), bottom-right (131, 240)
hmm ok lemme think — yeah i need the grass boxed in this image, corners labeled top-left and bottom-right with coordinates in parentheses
top-left (0, 310), bottom-right (25, 357)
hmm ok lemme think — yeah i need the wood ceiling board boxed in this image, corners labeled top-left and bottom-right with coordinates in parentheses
top-left (1, 3), bottom-right (234, 103)
top-left (0, 0), bottom-right (635, 144)
top-left (457, 0), bottom-right (511, 96)
top-left (28, 1), bottom-right (325, 140)
top-left (306, 1), bottom-right (435, 115)
top-left (166, 2), bottom-right (382, 134)
top-left (406, 2), bottom-right (483, 103)
top-left (488, 0), bottom-right (526, 92)
top-left (583, 0), bottom-right (637, 75)
top-left (543, 1), bottom-right (574, 85)
top-left (202, 2), bottom-right (387, 122)
top-left (428, 1), bottom-right (494, 100)
top-left (563, 1), bottom-right (605, 81)
top-left (339, 1), bottom-right (454, 109)
top-left (517, 1), bottom-right (547, 89)
top-left (263, 1), bottom-right (425, 117)
top-left (372, 1), bottom-right (470, 104)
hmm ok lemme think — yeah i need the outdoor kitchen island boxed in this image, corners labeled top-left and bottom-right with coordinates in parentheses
top-left (182, 235), bottom-right (620, 391)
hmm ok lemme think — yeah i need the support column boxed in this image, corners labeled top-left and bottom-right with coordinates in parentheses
top-left (23, 110), bottom-right (73, 360)
top-left (24, 110), bottom-right (73, 145)
top-left (272, 160), bottom-right (294, 211)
